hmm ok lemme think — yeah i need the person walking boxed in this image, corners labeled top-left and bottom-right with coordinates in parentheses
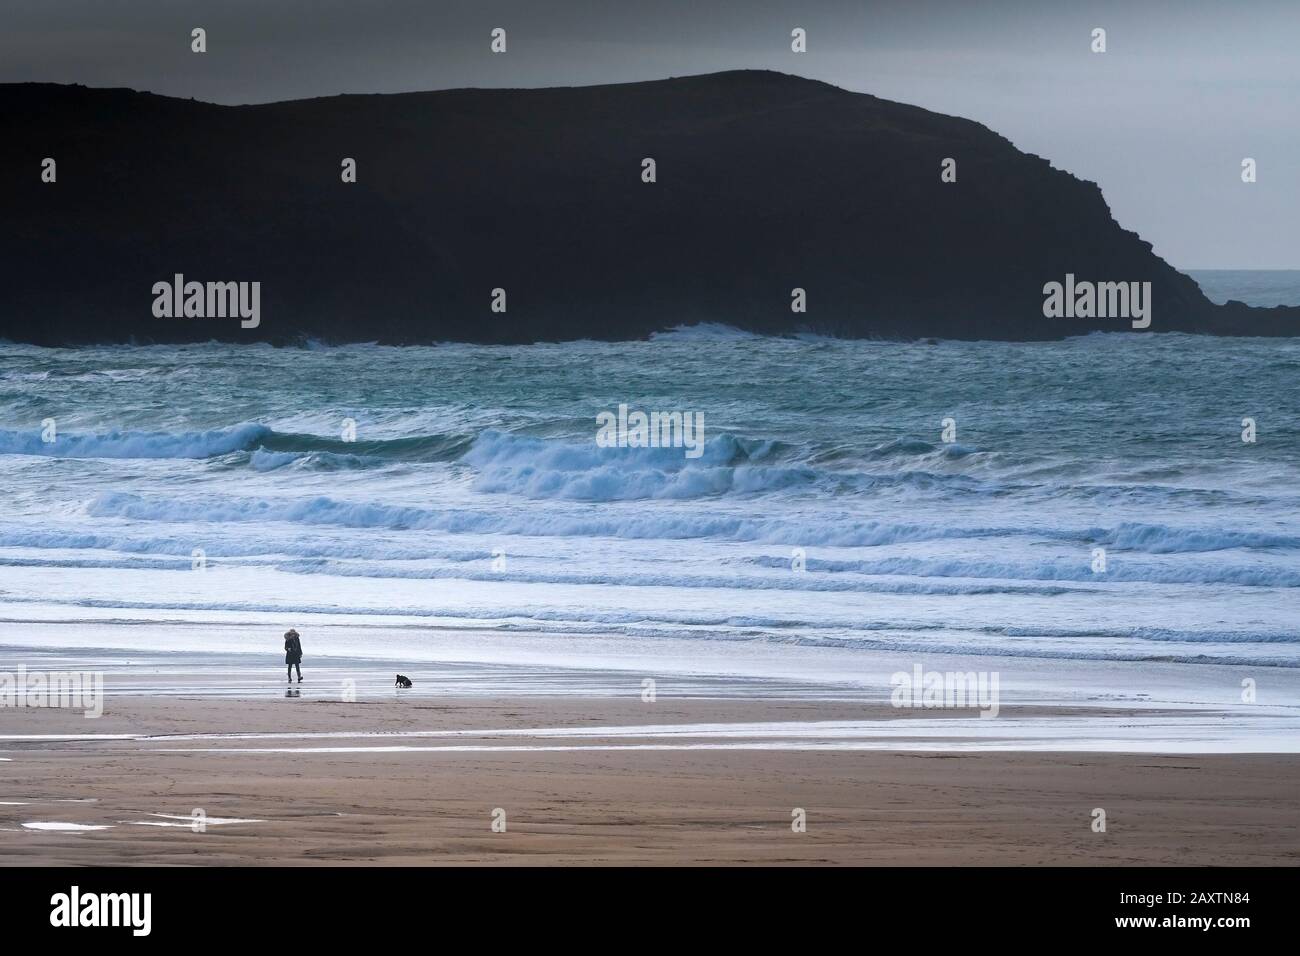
top-left (284, 628), bottom-right (303, 683)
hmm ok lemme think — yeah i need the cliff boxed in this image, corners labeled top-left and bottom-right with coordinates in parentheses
top-left (1, 70), bottom-right (1294, 344)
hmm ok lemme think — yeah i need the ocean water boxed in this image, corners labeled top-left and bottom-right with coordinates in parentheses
top-left (1, 318), bottom-right (1298, 688)
top-left (1187, 269), bottom-right (1300, 307)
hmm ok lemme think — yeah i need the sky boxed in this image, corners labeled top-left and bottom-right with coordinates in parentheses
top-left (3, 0), bottom-right (1296, 268)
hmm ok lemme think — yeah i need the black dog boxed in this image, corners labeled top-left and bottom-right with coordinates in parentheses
top-left (395, 674), bottom-right (413, 688)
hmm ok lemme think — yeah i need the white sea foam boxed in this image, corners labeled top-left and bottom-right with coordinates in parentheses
top-left (4, 334), bottom-right (1300, 700)
top-left (0, 423), bottom-right (271, 459)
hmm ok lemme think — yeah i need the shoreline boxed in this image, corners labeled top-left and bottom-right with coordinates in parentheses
top-left (3, 637), bottom-right (1298, 752)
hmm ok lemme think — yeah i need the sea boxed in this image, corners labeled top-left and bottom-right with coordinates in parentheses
top-left (1, 270), bottom-right (1298, 741)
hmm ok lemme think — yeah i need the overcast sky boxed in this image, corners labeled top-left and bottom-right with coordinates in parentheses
top-left (4, 0), bottom-right (1296, 268)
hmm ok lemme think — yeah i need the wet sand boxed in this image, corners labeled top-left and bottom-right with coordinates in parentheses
top-left (2, 694), bottom-right (1298, 865)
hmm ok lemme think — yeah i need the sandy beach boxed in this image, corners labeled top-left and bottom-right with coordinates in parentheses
top-left (3, 684), bottom-right (1299, 866)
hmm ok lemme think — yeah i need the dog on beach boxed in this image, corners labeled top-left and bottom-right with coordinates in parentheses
top-left (395, 674), bottom-right (413, 688)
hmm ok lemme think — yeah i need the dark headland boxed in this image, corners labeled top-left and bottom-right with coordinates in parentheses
top-left (1, 70), bottom-right (1294, 345)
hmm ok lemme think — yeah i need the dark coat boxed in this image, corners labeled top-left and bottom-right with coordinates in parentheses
top-left (284, 634), bottom-right (303, 665)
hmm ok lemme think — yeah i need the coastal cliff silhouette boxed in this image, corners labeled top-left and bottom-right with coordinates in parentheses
top-left (2, 70), bottom-right (1294, 344)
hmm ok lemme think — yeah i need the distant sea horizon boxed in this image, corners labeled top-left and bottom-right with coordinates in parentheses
top-left (1186, 269), bottom-right (1300, 308)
